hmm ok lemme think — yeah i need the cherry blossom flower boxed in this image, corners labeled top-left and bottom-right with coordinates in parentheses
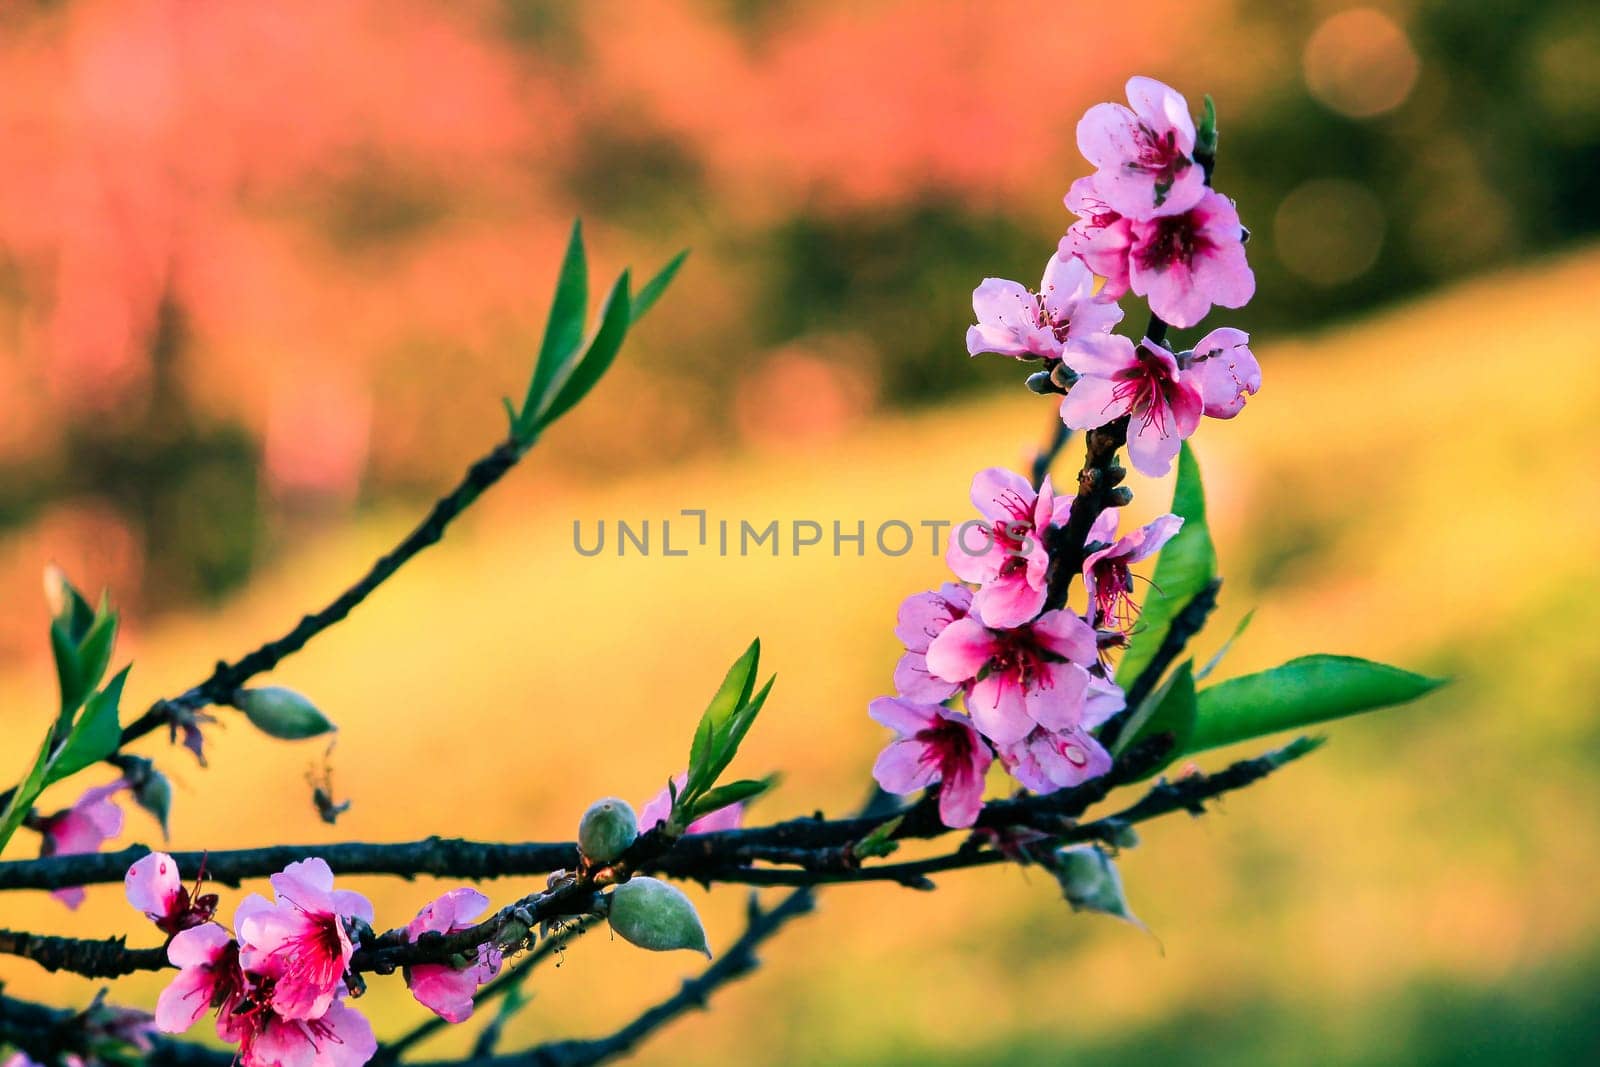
top-left (892, 583), bottom-right (974, 703)
top-left (638, 773), bottom-right (746, 834)
top-left (1127, 189), bottom-right (1255, 328)
top-left (403, 888), bottom-right (504, 1024)
top-left (37, 779), bottom-right (128, 909)
top-left (947, 468), bottom-right (1072, 628)
top-left (155, 924), bottom-right (248, 1036)
top-left (1061, 336), bottom-right (1202, 478)
top-left (1180, 327), bottom-right (1260, 418)
top-left (1060, 176), bottom-right (1134, 298)
top-left (868, 697), bottom-right (993, 828)
top-left (1082, 509), bottom-right (1185, 630)
top-left (235, 859), bottom-right (374, 1021)
top-left (925, 609), bottom-right (1099, 745)
top-left (966, 252), bottom-right (1123, 362)
top-left (125, 852), bottom-right (218, 935)
top-left (999, 724), bottom-right (1113, 793)
top-left (1077, 76), bottom-right (1206, 221)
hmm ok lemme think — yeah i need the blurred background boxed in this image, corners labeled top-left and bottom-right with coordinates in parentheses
top-left (2, 0), bottom-right (1599, 1063)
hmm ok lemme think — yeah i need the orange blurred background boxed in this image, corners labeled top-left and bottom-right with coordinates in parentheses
top-left (2, 2), bottom-right (1599, 1064)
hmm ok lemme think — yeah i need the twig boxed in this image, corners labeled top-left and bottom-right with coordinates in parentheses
top-left (431, 888), bottom-right (817, 1067)
top-left (1041, 416), bottom-right (1131, 612)
top-left (0, 437), bottom-right (530, 815)
top-left (1098, 577), bottom-right (1223, 750)
top-left (0, 929), bottom-right (166, 978)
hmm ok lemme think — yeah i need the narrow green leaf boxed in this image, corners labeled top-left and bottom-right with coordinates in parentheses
top-left (853, 814), bottom-right (905, 860)
top-left (630, 249), bottom-right (688, 325)
top-left (50, 619), bottom-right (84, 719)
top-left (536, 270), bottom-right (632, 430)
top-left (46, 666), bottom-right (128, 784)
top-left (74, 611), bottom-right (118, 704)
top-left (689, 774), bottom-right (777, 821)
top-left (1115, 660), bottom-right (1197, 764)
top-left (1117, 442), bottom-right (1216, 687)
top-left (684, 641), bottom-right (762, 798)
top-left (1189, 655), bottom-right (1445, 754)
top-left (0, 729), bottom-right (54, 855)
top-left (1195, 609), bottom-right (1254, 682)
top-left (521, 220), bottom-right (588, 428)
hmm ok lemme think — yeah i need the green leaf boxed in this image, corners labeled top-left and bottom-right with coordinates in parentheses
top-left (853, 814), bottom-right (904, 860)
top-left (0, 730), bottom-right (54, 855)
top-left (1190, 655), bottom-right (1445, 754)
top-left (1115, 660), bottom-right (1197, 764)
top-left (684, 640), bottom-right (761, 798)
top-left (630, 250), bottom-right (688, 325)
top-left (50, 619), bottom-right (84, 719)
top-left (73, 612), bottom-right (118, 704)
top-left (521, 220), bottom-right (588, 430)
top-left (689, 774), bottom-right (777, 821)
top-left (1195, 608), bottom-right (1254, 682)
top-left (1197, 94), bottom-right (1218, 155)
top-left (536, 270), bottom-right (632, 430)
top-left (1117, 442), bottom-right (1216, 687)
top-left (46, 666), bottom-right (128, 784)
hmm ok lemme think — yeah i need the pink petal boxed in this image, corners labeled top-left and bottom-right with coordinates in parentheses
top-left (970, 574), bottom-right (1046, 630)
top-left (125, 852), bottom-right (182, 921)
top-left (924, 618), bottom-right (999, 684)
top-left (167, 924), bottom-right (231, 969)
top-left (873, 738), bottom-right (941, 795)
top-left (1125, 76), bottom-right (1196, 148)
top-left (407, 888), bottom-right (490, 940)
top-left (1032, 610), bottom-right (1097, 664)
top-left (1083, 675), bottom-right (1127, 730)
top-left (893, 651), bottom-right (959, 703)
top-left (407, 963), bottom-right (482, 1023)
top-left (154, 966), bottom-right (214, 1035)
top-left (1075, 102), bottom-right (1141, 172)
top-left (1125, 407), bottom-right (1184, 477)
top-left (316, 1002), bottom-right (378, 1067)
top-left (1024, 661), bottom-right (1091, 732)
top-left (968, 467), bottom-right (1035, 520)
top-left (1058, 375), bottom-right (1124, 431)
top-left (867, 695), bottom-right (939, 737)
top-left (894, 585), bottom-right (970, 653)
top-left (936, 757), bottom-right (989, 829)
top-left (1062, 331), bottom-right (1137, 379)
top-left (967, 674), bottom-right (1034, 745)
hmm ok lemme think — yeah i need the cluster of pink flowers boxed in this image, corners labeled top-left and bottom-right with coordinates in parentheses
top-left (968, 75), bottom-right (1260, 478)
top-left (127, 853), bottom-right (504, 1067)
top-left (874, 77), bottom-right (1261, 826)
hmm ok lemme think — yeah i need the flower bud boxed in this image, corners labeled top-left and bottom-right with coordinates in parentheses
top-left (577, 797), bottom-right (638, 864)
top-left (1050, 845), bottom-right (1144, 929)
top-left (234, 687), bottom-right (336, 740)
top-left (606, 877), bottom-right (710, 957)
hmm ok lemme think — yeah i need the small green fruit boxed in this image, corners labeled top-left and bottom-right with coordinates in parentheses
top-left (607, 877), bottom-right (710, 957)
top-left (234, 687), bottom-right (336, 740)
top-left (577, 797), bottom-right (639, 864)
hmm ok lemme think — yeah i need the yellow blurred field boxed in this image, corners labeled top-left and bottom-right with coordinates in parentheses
top-left (3, 247), bottom-right (1599, 1064)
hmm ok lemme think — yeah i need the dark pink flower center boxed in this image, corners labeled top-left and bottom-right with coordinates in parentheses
top-left (1134, 210), bottom-right (1211, 272)
top-left (1128, 123), bottom-right (1192, 206)
top-left (914, 718), bottom-right (978, 777)
top-left (267, 907), bottom-right (348, 994)
top-left (1091, 557), bottom-right (1136, 630)
top-left (984, 629), bottom-right (1061, 691)
top-left (1111, 347), bottom-right (1182, 438)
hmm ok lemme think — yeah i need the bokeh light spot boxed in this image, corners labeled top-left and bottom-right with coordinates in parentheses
top-left (1304, 8), bottom-right (1420, 118)
top-left (1274, 179), bottom-right (1386, 286)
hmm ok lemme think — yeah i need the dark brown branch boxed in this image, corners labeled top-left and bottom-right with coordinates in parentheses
top-left (0, 437), bottom-right (529, 815)
top-left (437, 888), bottom-right (817, 1067)
top-left (0, 929), bottom-right (167, 978)
top-left (1041, 416), bottom-right (1131, 613)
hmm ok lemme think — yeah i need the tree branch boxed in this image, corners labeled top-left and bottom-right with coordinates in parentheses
top-left (0, 436), bottom-right (530, 815)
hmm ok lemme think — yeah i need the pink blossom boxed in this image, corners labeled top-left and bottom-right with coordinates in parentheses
top-left (1128, 189), bottom-right (1255, 328)
top-left (1082, 509), bottom-right (1184, 630)
top-left (1060, 336), bottom-right (1202, 478)
top-left (638, 773), bottom-right (746, 834)
top-left (1085, 672), bottom-right (1129, 723)
top-left (1077, 76), bottom-right (1206, 221)
top-left (868, 697), bottom-right (993, 828)
top-left (966, 252), bottom-right (1123, 361)
top-left (125, 851), bottom-right (218, 935)
top-left (156, 924), bottom-right (247, 1035)
top-left (892, 583), bottom-right (974, 703)
top-left (38, 779), bottom-right (128, 909)
top-left (1181, 327), bottom-right (1260, 418)
top-left (999, 725), bottom-right (1113, 793)
top-left (947, 468), bottom-right (1072, 628)
top-left (403, 888), bottom-right (503, 1023)
top-left (925, 610), bottom-right (1099, 745)
top-left (235, 859), bottom-right (374, 1022)
top-left (1061, 176), bottom-right (1134, 298)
